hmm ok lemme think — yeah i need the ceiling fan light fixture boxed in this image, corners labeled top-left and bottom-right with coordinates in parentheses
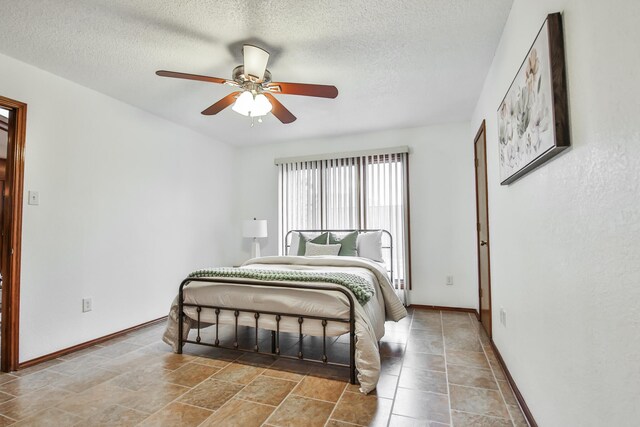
top-left (232, 91), bottom-right (272, 119)
top-left (251, 94), bottom-right (272, 117)
top-left (231, 91), bottom-right (254, 116)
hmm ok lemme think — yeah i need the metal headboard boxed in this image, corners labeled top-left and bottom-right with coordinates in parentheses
top-left (284, 229), bottom-right (394, 282)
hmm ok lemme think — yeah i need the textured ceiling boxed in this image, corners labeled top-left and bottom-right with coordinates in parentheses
top-left (0, 0), bottom-right (512, 146)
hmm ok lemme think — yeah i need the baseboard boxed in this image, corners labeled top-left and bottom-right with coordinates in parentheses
top-left (490, 340), bottom-right (538, 427)
top-left (409, 304), bottom-right (477, 315)
top-left (18, 316), bottom-right (167, 370)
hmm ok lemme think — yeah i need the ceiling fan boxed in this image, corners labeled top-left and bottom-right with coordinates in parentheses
top-left (156, 45), bottom-right (338, 125)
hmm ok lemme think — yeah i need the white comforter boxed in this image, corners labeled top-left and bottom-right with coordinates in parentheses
top-left (163, 255), bottom-right (407, 393)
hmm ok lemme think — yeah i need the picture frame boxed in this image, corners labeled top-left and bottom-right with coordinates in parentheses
top-left (497, 12), bottom-right (570, 185)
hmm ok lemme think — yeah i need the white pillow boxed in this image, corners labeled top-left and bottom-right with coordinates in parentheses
top-left (305, 242), bottom-right (341, 256)
top-left (357, 231), bottom-right (384, 262)
top-left (288, 231), bottom-right (301, 255)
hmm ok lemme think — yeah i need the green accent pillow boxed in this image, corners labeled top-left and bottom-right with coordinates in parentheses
top-left (297, 232), bottom-right (329, 256)
top-left (329, 231), bottom-right (359, 256)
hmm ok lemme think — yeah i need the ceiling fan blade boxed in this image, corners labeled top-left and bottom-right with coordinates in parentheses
top-left (266, 82), bottom-right (338, 99)
top-left (263, 93), bottom-right (296, 124)
top-left (243, 45), bottom-right (270, 82)
top-left (201, 92), bottom-right (241, 115)
top-left (156, 70), bottom-right (227, 84)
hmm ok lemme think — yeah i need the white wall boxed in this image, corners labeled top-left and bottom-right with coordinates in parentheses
top-left (471, 0), bottom-right (640, 425)
top-left (0, 52), bottom-right (236, 362)
top-left (234, 123), bottom-right (478, 308)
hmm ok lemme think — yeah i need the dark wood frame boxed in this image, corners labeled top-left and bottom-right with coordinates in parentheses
top-left (498, 12), bottom-right (570, 185)
top-left (474, 120), bottom-right (492, 338)
top-left (0, 96), bottom-right (26, 372)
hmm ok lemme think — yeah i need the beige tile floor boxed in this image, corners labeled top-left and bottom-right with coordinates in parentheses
top-left (0, 309), bottom-right (529, 426)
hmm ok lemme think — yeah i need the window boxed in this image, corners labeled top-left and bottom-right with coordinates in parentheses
top-left (277, 150), bottom-right (411, 298)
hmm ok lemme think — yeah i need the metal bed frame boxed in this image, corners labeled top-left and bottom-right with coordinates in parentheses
top-left (177, 229), bottom-right (393, 385)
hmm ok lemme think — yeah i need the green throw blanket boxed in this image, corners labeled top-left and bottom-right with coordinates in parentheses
top-left (188, 267), bottom-right (374, 305)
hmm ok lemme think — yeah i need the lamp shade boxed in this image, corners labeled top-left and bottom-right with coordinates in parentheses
top-left (232, 91), bottom-right (253, 116)
top-left (251, 94), bottom-right (272, 117)
top-left (243, 219), bottom-right (268, 238)
top-left (232, 92), bottom-right (272, 118)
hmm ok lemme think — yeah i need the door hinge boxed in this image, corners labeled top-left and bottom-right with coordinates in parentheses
top-left (477, 223), bottom-right (481, 232)
top-left (480, 288), bottom-right (483, 297)
top-left (475, 158), bottom-right (479, 167)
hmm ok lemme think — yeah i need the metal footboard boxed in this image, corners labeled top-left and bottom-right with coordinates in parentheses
top-left (177, 277), bottom-right (357, 384)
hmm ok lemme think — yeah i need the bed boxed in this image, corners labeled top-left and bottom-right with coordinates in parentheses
top-left (162, 229), bottom-right (407, 393)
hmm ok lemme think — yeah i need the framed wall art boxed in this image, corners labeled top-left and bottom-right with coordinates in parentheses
top-left (498, 12), bottom-right (570, 185)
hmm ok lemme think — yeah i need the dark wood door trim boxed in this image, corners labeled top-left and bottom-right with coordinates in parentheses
top-left (0, 95), bottom-right (27, 372)
top-left (474, 120), bottom-right (492, 338)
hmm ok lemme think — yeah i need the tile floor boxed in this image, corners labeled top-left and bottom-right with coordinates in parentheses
top-left (0, 309), bottom-right (529, 426)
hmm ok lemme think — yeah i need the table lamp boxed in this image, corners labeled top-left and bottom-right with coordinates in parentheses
top-left (243, 218), bottom-right (268, 258)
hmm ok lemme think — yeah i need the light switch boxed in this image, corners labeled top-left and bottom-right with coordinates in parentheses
top-left (28, 191), bottom-right (39, 205)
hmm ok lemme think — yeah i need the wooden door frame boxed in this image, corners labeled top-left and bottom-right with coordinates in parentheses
top-left (474, 120), bottom-right (492, 338)
top-left (0, 95), bottom-right (27, 372)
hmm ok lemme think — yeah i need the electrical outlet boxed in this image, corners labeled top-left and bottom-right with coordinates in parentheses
top-left (82, 298), bottom-right (92, 313)
top-left (446, 275), bottom-right (454, 286)
top-left (499, 307), bottom-right (507, 327)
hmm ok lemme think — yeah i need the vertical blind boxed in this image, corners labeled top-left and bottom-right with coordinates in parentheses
top-left (278, 150), bottom-right (411, 298)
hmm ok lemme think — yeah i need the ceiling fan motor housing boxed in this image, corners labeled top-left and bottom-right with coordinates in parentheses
top-left (232, 65), bottom-right (272, 85)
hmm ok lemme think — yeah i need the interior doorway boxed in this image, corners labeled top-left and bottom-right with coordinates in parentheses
top-left (0, 108), bottom-right (7, 366)
top-left (474, 120), bottom-right (492, 338)
top-left (0, 96), bottom-right (27, 372)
